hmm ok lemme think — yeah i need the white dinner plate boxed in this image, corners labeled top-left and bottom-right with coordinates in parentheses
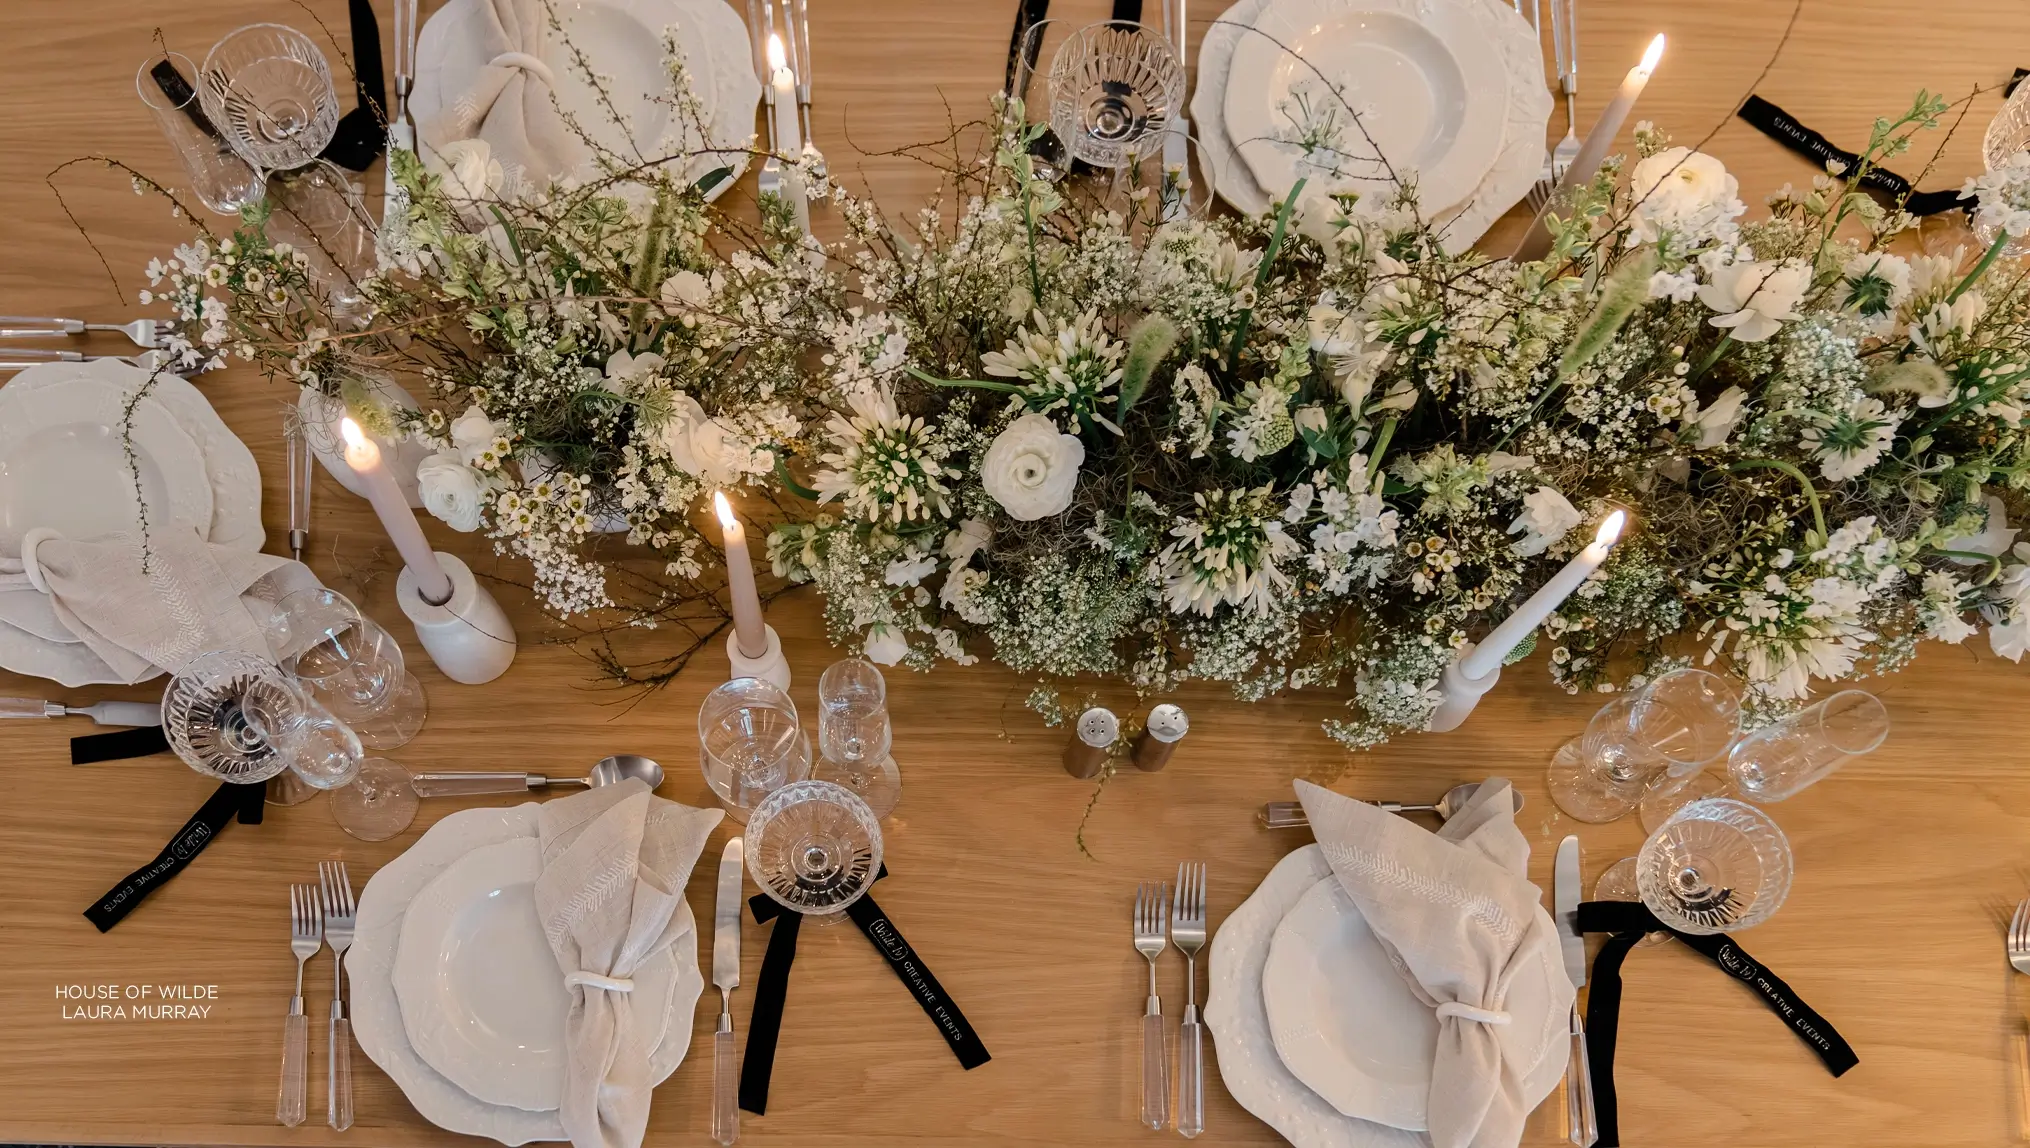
top-left (395, 836), bottom-right (682, 1112)
top-left (1263, 876), bottom-right (1440, 1130)
top-left (352, 803), bottom-right (702, 1144)
top-left (411, 0), bottom-right (760, 196)
top-left (1205, 846), bottom-right (1425, 1148)
top-left (1225, 0), bottom-right (1506, 217)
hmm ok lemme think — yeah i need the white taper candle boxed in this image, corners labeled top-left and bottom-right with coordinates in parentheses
top-left (1458, 509), bottom-right (1627, 680)
top-left (341, 417), bottom-right (454, 604)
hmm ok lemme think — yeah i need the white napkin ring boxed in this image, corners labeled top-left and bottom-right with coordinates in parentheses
top-left (564, 971), bottom-right (634, 994)
top-left (487, 51), bottom-right (558, 89)
top-left (1435, 1001), bottom-right (1512, 1026)
top-left (18, 528), bottom-right (59, 595)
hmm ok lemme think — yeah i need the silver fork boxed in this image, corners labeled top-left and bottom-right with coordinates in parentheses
top-left (320, 861), bottom-right (358, 1132)
top-left (280, 883), bottom-right (321, 1127)
top-left (1172, 863), bottom-right (1208, 1139)
top-left (0, 348), bottom-right (192, 376)
top-left (1526, 0), bottom-right (1575, 214)
top-left (1134, 881), bottom-right (1170, 1131)
top-left (0, 317), bottom-right (164, 347)
top-left (2010, 898), bottom-right (2030, 974)
top-left (2009, 899), bottom-right (2030, 1140)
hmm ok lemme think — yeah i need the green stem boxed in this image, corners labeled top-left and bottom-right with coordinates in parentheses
top-left (1363, 416), bottom-right (1398, 485)
top-left (1489, 379), bottom-right (1563, 453)
top-left (904, 366), bottom-right (1023, 394)
top-left (1930, 547), bottom-right (2005, 586)
top-left (1912, 366), bottom-right (2030, 437)
top-left (774, 453), bottom-right (821, 501)
top-left (1947, 231), bottom-right (2010, 303)
top-left (1729, 458), bottom-right (1826, 539)
top-left (1690, 333), bottom-right (1736, 382)
top-left (1020, 169), bottom-right (1044, 306)
top-left (1225, 177), bottom-right (1305, 376)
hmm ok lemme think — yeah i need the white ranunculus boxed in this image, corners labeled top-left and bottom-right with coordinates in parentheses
top-left (1683, 386), bottom-right (1748, 449)
top-left (449, 405), bottom-right (497, 465)
top-left (862, 624), bottom-right (909, 666)
top-left (1628, 147), bottom-right (1744, 244)
top-left (658, 393), bottom-right (757, 484)
top-left (603, 349), bottom-right (666, 396)
top-left (941, 517), bottom-right (993, 568)
top-left (1939, 495), bottom-right (2020, 566)
top-left (415, 451), bottom-right (486, 531)
top-left (426, 139), bottom-right (503, 206)
top-left (1507, 486), bottom-right (1584, 557)
top-left (1697, 258), bottom-right (1809, 342)
top-left (981, 414), bottom-right (1085, 521)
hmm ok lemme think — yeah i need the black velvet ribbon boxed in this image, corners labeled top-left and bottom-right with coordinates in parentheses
top-left (71, 725), bottom-right (170, 765)
top-left (1004, 0), bottom-right (1051, 97)
top-left (1576, 900), bottom-right (1856, 1147)
top-left (319, 0), bottom-right (389, 172)
top-left (1737, 94), bottom-right (1964, 216)
top-left (739, 866), bottom-right (990, 1115)
top-left (84, 780), bottom-right (265, 932)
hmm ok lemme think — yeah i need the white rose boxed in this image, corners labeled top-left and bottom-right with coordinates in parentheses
top-left (1683, 386), bottom-right (1747, 449)
top-left (1629, 147), bottom-right (1744, 244)
top-left (1507, 486), bottom-right (1584, 557)
top-left (415, 451), bottom-right (486, 531)
top-left (449, 405), bottom-right (497, 465)
top-left (427, 138), bottom-right (503, 206)
top-left (1698, 258), bottom-right (1809, 342)
top-left (941, 518), bottom-right (993, 568)
top-left (862, 623), bottom-right (910, 666)
top-left (604, 349), bottom-right (666, 396)
top-left (981, 414), bottom-right (1085, 521)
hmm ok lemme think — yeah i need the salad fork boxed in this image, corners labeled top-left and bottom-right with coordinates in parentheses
top-left (280, 883), bottom-right (321, 1127)
top-left (2009, 898), bottom-right (2030, 974)
top-left (0, 316), bottom-right (165, 347)
top-left (1133, 881), bottom-right (1170, 1131)
top-left (320, 861), bottom-right (358, 1132)
top-left (1172, 863), bottom-right (1208, 1139)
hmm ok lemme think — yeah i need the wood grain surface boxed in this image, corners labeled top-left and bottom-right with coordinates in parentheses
top-left (2, 1), bottom-right (2029, 1146)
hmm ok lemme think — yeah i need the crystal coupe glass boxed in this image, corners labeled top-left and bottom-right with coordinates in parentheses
top-left (1048, 21), bottom-right (1184, 169)
top-left (745, 780), bottom-right (883, 925)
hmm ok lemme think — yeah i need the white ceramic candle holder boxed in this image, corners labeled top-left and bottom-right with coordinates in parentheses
top-left (1427, 645), bottom-right (1500, 733)
top-left (397, 552), bottom-right (516, 684)
top-left (727, 623), bottom-right (790, 690)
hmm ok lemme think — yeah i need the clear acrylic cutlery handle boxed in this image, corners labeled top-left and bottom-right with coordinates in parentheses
top-left (331, 1016), bottom-right (355, 1131)
top-left (712, 1028), bottom-right (738, 1145)
top-left (1567, 1005), bottom-right (1597, 1147)
top-left (1177, 1010), bottom-right (1204, 1138)
top-left (277, 1011), bottom-right (306, 1126)
top-left (410, 772), bottom-right (537, 797)
top-left (1141, 1006), bottom-right (1168, 1130)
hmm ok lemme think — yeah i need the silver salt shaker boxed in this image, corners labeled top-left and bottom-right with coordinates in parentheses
top-left (1062, 706), bottom-right (1119, 779)
top-left (1131, 703), bottom-right (1189, 771)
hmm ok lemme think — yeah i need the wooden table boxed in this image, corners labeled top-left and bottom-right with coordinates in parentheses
top-left (3, 1), bottom-right (2030, 1145)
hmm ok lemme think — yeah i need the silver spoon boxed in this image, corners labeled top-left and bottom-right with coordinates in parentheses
top-left (411, 754), bottom-right (665, 798)
top-left (1259, 782), bottom-right (1524, 829)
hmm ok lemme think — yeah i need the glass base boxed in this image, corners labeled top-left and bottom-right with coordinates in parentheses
top-left (343, 672), bottom-right (427, 750)
top-left (330, 758), bottom-right (420, 842)
top-left (810, 754), bottom-right (901, 821)
top-left (1595, 857), bottom-right (1671, 947)
top-left (1547, 737), bottom-right (1640, 824)
top-left (1639, 770), bottom-right (1731, 834)
top-left (266, 768), bottom-right (322, 806)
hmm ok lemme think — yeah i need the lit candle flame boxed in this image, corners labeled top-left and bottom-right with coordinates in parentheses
top-left (712, 490), bottom-right (737, 529)
top-left (339, 416), bottom-right (366, 448)
top-left (1637, 33), bottom-right (1666, 75)
top-left (766, 33), bottom-right (786, 73)
top-left (1596, 509), bottom-right (1629, 547)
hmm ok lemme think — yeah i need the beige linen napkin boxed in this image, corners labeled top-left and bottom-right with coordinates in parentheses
top-left (0, 523), bottom-right (321, 681)
top-left (421, 0), bottom-right (586, 190)
top-left (1293, 778), bottom-right (1573, 1148)
top-left (534, 779), bottom-right (724, 1148)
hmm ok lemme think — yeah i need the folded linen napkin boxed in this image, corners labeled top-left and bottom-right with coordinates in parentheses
top-left (420, 0), bottom-right (586, 191)
top-left (0, 523), bottom-right (321, 682)
top-left (1293, 778), bottom-right (1572, 1148)
top-left (534, 779), bottom-right (724, 1148)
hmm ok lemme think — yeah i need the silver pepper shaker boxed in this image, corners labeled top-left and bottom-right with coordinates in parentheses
top-left (1131, 703), bottom-right (1189, 771)
top-left (1062, 706), bottom-right (1119, 779)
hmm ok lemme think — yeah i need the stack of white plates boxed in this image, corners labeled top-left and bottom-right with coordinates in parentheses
top-left (351, 803), bottom-right (705, 1144)
top-left (1204, 846), bottom-right (1565, 1147)
top-left (0, 359), bottom-right (263, 686)
top-left (1191, 0), bottom-right (1550, 252)
top-left (410, 0), bottom-right (762, 197)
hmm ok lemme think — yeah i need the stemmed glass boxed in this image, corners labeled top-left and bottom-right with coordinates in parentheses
top-left (1635, 798), bottom-right (1794, 933)
top-left (699, 677), bottom-right (812, 823)
top-left (745, 780), bottom-right (883, 925)
top-left (199, 24), bottom-right (340, 175)
top-left (1548, 668), bottom-right (1742, 823)
top-left (264, 162), bottom-right (378, 320)
top-left (163, 651), bottom-right (315, 785)
top-left (136, 51), bottom-right (263, 215)
top-left (1638, 689), bottom-right (1889, 830)
top-left (810, 659), bottom-right (901, 819)
top-left (273, 588), bottom-right (426, 750)
top-left (1048, 21), bottom-right (1184, 170)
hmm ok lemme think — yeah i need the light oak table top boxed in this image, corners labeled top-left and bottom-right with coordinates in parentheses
top-left (2, 1), bottom-right (2030, 1145)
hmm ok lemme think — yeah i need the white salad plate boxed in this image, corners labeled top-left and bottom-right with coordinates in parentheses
top-left (1205, 845), bottom-right (1425, 1148)
top-left (1224, 0), bottom-right (1506, 217)
top-left (352, 803), bottom-right (702, 1145)
top-left (1262, 876), bottom-right (1440, 1130)
top-left (394, 836), bottom-right (683, 1113)
top-left (412, 0), bottom-right (761, 195)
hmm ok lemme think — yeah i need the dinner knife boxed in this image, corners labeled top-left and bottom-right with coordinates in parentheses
top-left (1554, 835), bottom-right (1598, 1147)
top-left (712, 837), bottom-right (744, 1146)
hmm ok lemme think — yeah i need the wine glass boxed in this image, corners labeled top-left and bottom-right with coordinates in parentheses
top-left (1548, 669), bottom-right (1742, 823)
top-left (136, 51), bottom-right (263, 215)
top-left (328, 758), bottom-right (419, 842)
top-left (274, 587), bottom-right (426, 750)
top-left (699, 677), bottom-right (812, 822)
top-left (162, 650), bottom-right (311, 784)
top-left (1048, 21), bottom-right (1184, 170)
top-left (810, 658), bottom-right (901, 819)
top-left (745, 780), bottom-right (883, 925)
top-left (264, 161), bottom-right (378, 319)
top-left (199, 24), bottom-right (340, 173)
top-left (1728, 690), bottom-right (1889, 803)
top-left (1636, 797), bottom-right (1794, 934)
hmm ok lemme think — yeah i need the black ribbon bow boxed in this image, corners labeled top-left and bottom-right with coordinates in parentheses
top-left (1576, 900), bottom-right (1857, 1147)
top-left (739, 866), bottom-right (990, 1115)
top-left (84, 780), bottom-right (265, 932)
top-left (1737, 94), bottom-right (1964, 216)
top-left (319, 0), bottom-right (390, 172)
